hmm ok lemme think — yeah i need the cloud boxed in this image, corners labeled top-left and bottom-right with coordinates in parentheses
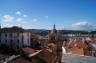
top-left (15, 11), bottom-right (28, 18)
top-left (16, 18), bottom-right (27, 23)
top-left (17, 24), bottom-right (22, 27)
top-left (32, 18), bottom-right (38, 22)
top-left (23, 14), bottom-right (28, 17)
top-left (69, 21), bottom-right (96, 30)
top-left (72, 21), bottom-right (90, 28)
top-left (3, 23), bottom-right (13, 27)
top-left (44, 16), bottom-right (48, 18)
top-left (16, 11), bottom-right (22, 15)
top-left (16, 18), bottom-right (24, 22)
top-left (2, 15), bottom-right (14, 22)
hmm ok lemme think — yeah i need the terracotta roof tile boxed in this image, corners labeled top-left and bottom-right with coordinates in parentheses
top-left (68, 48), bottom-right (84, 55)
top-left (68, 40), bottom-right (88, 48)
top-left (21, 48), bottom-right (57, 63)
top-left (7, 56), bottom-right (45, 63)
top-left (93, 40), bottom-right (96, 44)
top-left (22, 48), bottom-right (41, 56)
top-left (67, 40), bottom-right (93, 56)
top-left (37, 49), bottom-right (57, 63)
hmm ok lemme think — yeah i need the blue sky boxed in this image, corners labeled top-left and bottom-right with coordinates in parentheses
top-left (0, 0), bottom-right (96, 30)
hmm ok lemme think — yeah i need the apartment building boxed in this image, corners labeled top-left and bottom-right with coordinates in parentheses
top-left (0, 26), bottom-right (31, 49)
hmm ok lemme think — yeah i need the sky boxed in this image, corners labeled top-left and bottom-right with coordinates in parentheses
top-left (0, 0), bottom-right (96, 30)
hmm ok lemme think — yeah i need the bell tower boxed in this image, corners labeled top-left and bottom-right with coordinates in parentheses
top-left (51, 24), bottom-right (57, 34)
top-left (47, 24), bottom-right (64, 63)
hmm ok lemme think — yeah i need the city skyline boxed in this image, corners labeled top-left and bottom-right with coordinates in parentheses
top-left (0, 0), bottom-right (96, 30)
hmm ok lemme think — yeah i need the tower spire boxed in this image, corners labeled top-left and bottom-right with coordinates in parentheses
top-left (51, 24), bottom-right (57, 34)
top-left (53, 24), bottom-right (56, 30)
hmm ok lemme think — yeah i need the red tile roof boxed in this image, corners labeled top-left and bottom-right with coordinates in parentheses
top-left (7, 56), bottom-right (45, 63)
top-left (93, 40), bottom-right (96, 44)
top-left (31, 34), bottom-right (40, 39)
top-left (67, 40), bottom-right (93, 56)
top-left (22, 48), bottom-right (41, 56)
top-left (21, 48), bottom-right (57, 63)
top-left (68, 48), bottom-right (84, 55)
top-left (37, 49), bottom-right (57, 63)
top-left (68, 40), bottom-right (87, 48)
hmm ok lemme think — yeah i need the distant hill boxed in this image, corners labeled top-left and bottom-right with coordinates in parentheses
top-left (26, 29), bottom-right (96, 36)
top-left (59, 30), bottom-right (88, 34)
top-left (90, 31), bottom-right (96, 34)
top-left (26, 29), bottom-right (50, 36)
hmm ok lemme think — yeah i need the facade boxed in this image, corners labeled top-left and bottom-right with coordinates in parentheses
top-left (0, 26), bottom-right (31, 49)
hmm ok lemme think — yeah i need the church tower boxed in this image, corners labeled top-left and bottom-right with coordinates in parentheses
top-left (48, 24), bottom-right (58, 43)
top-left (47, 24), bottom-right (64, 63)
top-left (51, 24), bottom-right (57, 34)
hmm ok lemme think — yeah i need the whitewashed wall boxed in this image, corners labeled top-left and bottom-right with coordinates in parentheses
top-left (0, 32), bottom-right (31, 49)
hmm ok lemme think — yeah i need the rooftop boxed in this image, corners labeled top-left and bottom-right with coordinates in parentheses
top-left (0, 26), bottom-right (29, 33)
top-left (8, 48), bottom-right (57, 63)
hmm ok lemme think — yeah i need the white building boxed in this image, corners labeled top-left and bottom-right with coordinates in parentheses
top-left (0, 26), bottom-right (31, 49)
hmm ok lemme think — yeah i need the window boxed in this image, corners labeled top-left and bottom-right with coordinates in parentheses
top-left (10, 39), bottom-right (13, 48)
top-left (27, 33), bottom-right (29, 36)
top-left (17, 33), bottom-right (19, 36)
top-left (9, 33), bottom-right (12, 37)
top-left (5, 33), bottom-right (7, 37)
top-left (10, 39), bottom-right (13, 43)
top-left (17, 39), bottom-right (19, 48)
top-left (22, 35), bottom-right (24, 44)
top-left (17, 39), bottom-right (19, 44)
top-left (5, 40), bottom-right (7, 43)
